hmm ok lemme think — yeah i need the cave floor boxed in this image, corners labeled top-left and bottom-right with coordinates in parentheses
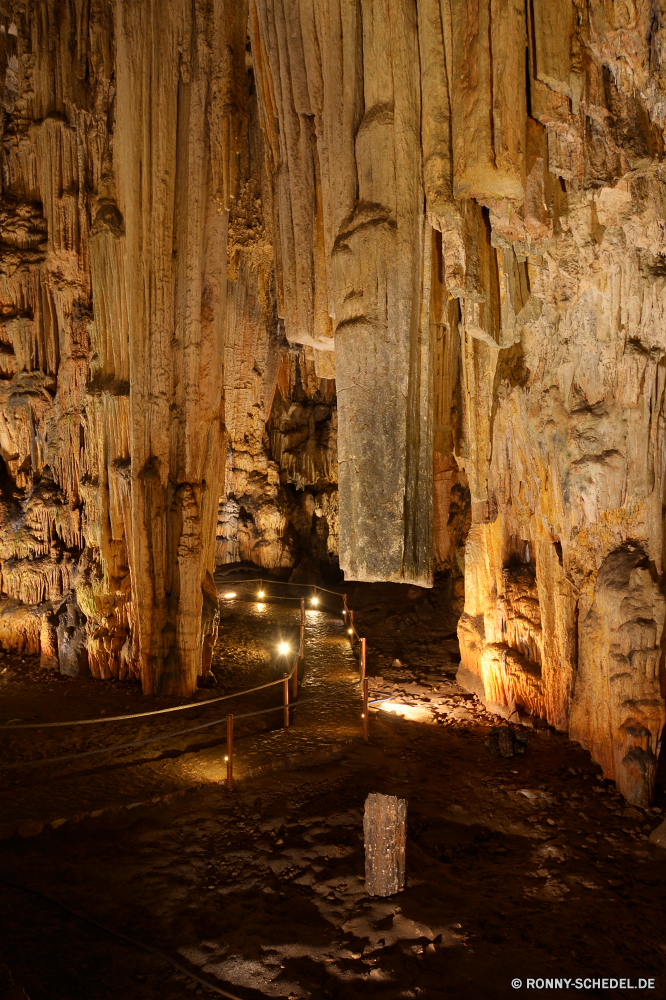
top-left (1, 700), bottom-right (666, 997)
top-left (0, 599), bottom-right (360, 840)
top-left (1, 591), bottom-right (666, 998)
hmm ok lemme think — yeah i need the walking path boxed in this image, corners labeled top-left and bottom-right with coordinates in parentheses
top-left (0, 591), bottom-right (362, 841)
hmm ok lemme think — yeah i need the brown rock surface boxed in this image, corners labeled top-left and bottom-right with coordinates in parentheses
top-left (0, 0), bottom-right (664, 807)
top-left (0, 0), bottom-right (245, 696)
top-left (450, 5), bottom-right (666, 805)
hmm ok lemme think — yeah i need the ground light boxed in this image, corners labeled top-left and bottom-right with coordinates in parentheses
top-left (278, 642), bottom-right (290, 655)
top-left (224, 592), bottom-right (236, 599)
top-left (311, 596), bottom-right (318, 605)
top-left (258, 590), bottom-right (264, 598)
top-left (348, 628), bottom-right (353, 634)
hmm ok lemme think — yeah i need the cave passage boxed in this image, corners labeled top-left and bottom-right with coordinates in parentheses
top-left (1, 0), bottom-right (666, 996)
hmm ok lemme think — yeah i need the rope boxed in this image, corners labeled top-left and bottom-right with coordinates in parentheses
top-left (2, 699), bottom-right (299, 770)
top-left (2, 677), bottom-right (361, 771)
top-left (0, 664), bottom-right (297, 730)
top-left (237, 594), bottom-right (301, 602)
top-left (1, 587), bottom-right (365, 771)
top-left (0, 876), bottom-right (254, 1000)
top-left (0, 584), bottom-right (348, 731)
top-left (216, 577), bottom-right (344, 599)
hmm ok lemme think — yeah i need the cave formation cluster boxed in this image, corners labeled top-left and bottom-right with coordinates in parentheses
top-left (0, 0), bottom-right (665, 806)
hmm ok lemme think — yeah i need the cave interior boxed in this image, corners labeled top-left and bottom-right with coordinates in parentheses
top-left (1, 1), bottom-right (666, 998)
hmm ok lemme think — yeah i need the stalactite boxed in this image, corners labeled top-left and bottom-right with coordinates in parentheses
top-left (249, 0), bottom-right (434, 586)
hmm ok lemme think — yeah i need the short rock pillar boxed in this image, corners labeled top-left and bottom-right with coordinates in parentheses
top-left (363, 792), bottom-right (407, 896)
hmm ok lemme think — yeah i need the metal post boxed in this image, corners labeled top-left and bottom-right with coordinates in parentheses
top-left (343, 593), bottom-right (348, 612)
top-left (363, 678), bottom-right (369, 741)
top-left (300, 623), bottom-right (304, 658)
top-left (350, 609), bottom-right (354, 638)
top-left (226, 715), bottom-right (233, 790)
top-left (300, 597), bottom-right (304, 625)
top-left (292, 657), bottom-right (298, 698)
top-left (283, 672), bottom-right (290, 728)
top-left (360, 637), bottom-right (366, 683)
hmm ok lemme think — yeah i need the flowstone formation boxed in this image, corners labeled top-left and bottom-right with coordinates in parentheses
top-left (246, 0), bottom-right (666, 805)
top-left (0, 0), bottom-right (665, 808)
top-left (444, 1), bottom-right (666, 809)
top-left (0, 0), bottom-right (341, 698)
top-left (0, 0), bottom-right (248, 696)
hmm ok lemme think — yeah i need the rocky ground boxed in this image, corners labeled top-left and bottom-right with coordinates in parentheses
top-left (2, 697), bottom-right (666, 998)
top-left (341, 576), bottom-right (463, 674)
top-left (1, 582), bottom-right (666, 999)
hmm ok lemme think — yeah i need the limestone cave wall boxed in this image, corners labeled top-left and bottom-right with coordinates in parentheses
top-left (246, 0), bottom-right (666, 803)
top-left (0, 0), bottom-right (247, 695)
top-left (219, 59), bottom-right (339, 579)
top-left (0, 0), bottom-right (665, 806)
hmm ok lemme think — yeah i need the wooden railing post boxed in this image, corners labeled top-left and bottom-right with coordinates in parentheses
top-left (360, 637), bottom-right (366, 683)
top-left (283, 672), bottom-right (290, 728)
top-left (363, 678), bottom-right (369, 741)
top-left (300, 597), bottom-right (304, 625)
top-left (226, 715), bottom-right (233, 790)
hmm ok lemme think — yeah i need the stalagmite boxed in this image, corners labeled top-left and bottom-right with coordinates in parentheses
top-left (364, 792), bottom-right (407, 897)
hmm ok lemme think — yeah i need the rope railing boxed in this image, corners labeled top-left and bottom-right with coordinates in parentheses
top-left (1, 660), bottom-right (299, 771)
top-left (218, 576), bottom-right (343, 599)
top-left (234, 580), bottom-right (371, 724)
top-left (0, 672), bottom-right (300, 730)
top-left (1, 577), bottom-right (371, 781)
top-left (340, 593), bottom-right (369, 741)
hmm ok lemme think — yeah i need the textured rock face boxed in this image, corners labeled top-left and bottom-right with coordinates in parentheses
top-left (217, 341), bottom-right (339, 577)
top-left (0, 0), bottom-right (665, 806)
top-left (0, 0), bottom-right (340, 698)
top-left (449, 2), bottom-right (666, 807)
top-left (245, 0), bottom-right (666, 802)
top-left (0, 0), bottom-right (247, 695)
top-left (250, 0), bottom-right (435, 586)
top-left (220, 68), bottom-right (340, 577)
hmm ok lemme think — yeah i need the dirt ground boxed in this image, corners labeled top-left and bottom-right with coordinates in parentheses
top-left (2, 707), bottom-right (666, 999)
top-left (1, 578), bottom-right (666, 999)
